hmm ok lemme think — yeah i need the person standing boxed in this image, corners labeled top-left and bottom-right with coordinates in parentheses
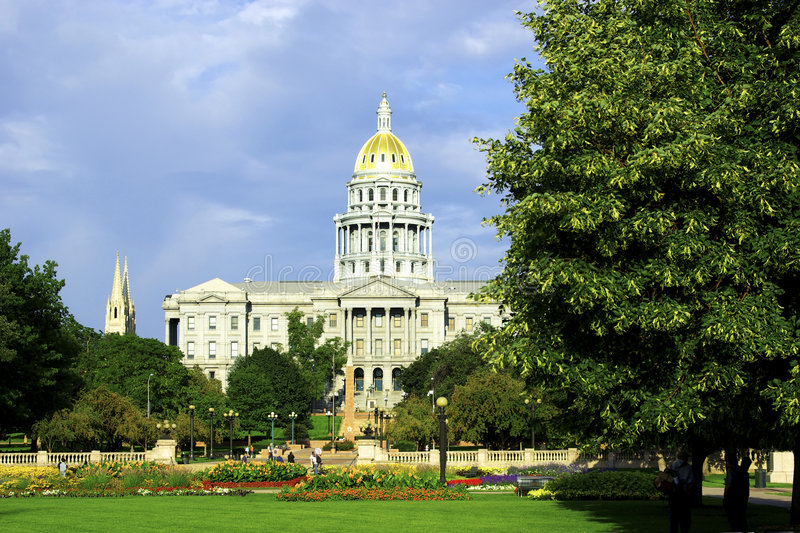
top-left (287, 451), bottom-right (295, 464)
top-left (310, 449), bottom-right (318, 475)
top-left (267, 442), bottom-right (274, 462)
top-left (724, 453), bottom-right (751, 532)
top-left (668, 451), bottom-right (695, 533)
top-left (58, 458), bottom-right (67, 477)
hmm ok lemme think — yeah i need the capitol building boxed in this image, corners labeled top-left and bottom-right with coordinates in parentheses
top-left (162, 94), bottom-right (502, 414)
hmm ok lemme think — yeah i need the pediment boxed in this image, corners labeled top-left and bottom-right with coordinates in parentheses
top-left (185, 277), bottom-right (242, 293)
top-left (340, 278), bottom-right (416, 299)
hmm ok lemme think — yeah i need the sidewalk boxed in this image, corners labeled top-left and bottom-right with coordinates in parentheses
top-left (704, 486), bottom-right (793, 509)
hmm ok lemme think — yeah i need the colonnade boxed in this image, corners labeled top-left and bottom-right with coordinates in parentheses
top-left (340, 306), bottom-right (419, 360)
top-left (335, 221), bottom-right (433, 257)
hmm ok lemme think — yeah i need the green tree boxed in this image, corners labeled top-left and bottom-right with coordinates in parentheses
top-left (0, 229), bottom-right (83, 436)
top-left (285, 308), bottom-right (348, 401)
top-left (384, 395), bottom-right (438, 450)
top-left (475, 0), bottom-right (800, 506)
top-left (183, 366), bottom-right (228, 417)
top-left (449, 370), bottom-right (530, 450)
top-left (226, 346), bottom-right (313, 438)
top-left (400, 328), bottom-right (489, 400)
top-left (77, 386), bottom-right (144, 451)
top-left (79, 334), bottom-right (190, 418)
top-left (32, 409), bottom-right (77, 453)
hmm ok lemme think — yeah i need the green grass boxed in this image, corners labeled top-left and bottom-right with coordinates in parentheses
top-left (704, 473), bottom-right (794, 490)
top-left (0, 493), bottom-right (792, 532)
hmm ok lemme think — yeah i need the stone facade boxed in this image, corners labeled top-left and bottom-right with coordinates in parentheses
top-left (162, 94), bottom-right (502, 410)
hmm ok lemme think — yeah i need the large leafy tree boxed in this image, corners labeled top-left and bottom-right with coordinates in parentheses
top-left (476, 0), bottom-right (800, 504)
top-left (384, 395), bottom-right (438, 451)
top-left (285, 308), bottom-right (348, 402)
top-left (449, 370), bottom-right (530, 450)
top-left (0, 229), bottom-right (83, 436)
top-left (79, 334), bottom-right (190, 418)
top-left (226, 346), bottom-right (313, 438)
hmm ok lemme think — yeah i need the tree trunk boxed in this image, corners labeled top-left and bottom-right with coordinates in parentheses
top-left (689, 437), bottom-right (714, 507)
top-left (790, 445), bottom-right (800, 525)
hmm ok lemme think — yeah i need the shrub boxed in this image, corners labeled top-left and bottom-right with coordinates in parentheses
top-left (527, 470), bottom-right (664, 500)
top-left (203, 460), bottom-right (306, 483)
top-left (518, 463), bottom-right (588, 477)
top-left (291, 465), bottom-right (440, 492)
top-left (395, 441), bottom-right (416, 452)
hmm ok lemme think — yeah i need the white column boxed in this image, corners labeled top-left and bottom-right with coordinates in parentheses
top-left (367, 308), bottom-right (373, 356)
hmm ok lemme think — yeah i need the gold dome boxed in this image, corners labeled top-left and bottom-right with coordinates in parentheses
top-left (353, 131), bottom-right (414, 173)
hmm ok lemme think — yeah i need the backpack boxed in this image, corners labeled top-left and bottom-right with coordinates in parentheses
top-left (316, 454), bottom-right (322, 465)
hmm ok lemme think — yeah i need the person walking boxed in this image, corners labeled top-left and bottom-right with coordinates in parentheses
top-left (668, 451), bottom-right (695, 533)
top-left (724, 453), bottom-right (752, 532)
top-left (267, 442), bottom-right (274, 462)
top-left (310, 449), bottom-right (318, 475)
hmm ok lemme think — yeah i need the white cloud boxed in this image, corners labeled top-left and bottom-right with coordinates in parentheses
top-left (0, 118), bottom-right (60, 173)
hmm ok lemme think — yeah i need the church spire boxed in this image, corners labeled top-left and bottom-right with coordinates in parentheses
top-left (105, 252), bottom-right (136, 335)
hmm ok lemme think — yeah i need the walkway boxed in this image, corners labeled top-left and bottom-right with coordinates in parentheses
top-left (704, 486), bottom-right (793, 509)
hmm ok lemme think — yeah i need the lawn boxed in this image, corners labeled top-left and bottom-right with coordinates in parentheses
top-left (0, 493), bottom-right (792, 532)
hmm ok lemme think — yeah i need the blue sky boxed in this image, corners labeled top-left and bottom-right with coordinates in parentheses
top-left (0, 0), bottom-right (541, 340)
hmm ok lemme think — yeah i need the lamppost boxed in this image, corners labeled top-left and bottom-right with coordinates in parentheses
top-left (429, 376), bottom-right (435, 412)
top-left (189, 405), bottom-right (195, 461)
top-left (289, 412), bottom-right (297, 445)
top-left (208, 408), bottom-right (215, 458)
top-left (378, 410), bottom-right (384, 447)
top-left (436, 396), bottom-right (448, 485)
top-left (525, 398), bottom-right (542, 450)
top-left (383, 413), bottom-right (391, 451)
top-left (224, 410), bottom-right (238, 456)
top-left (267, 411), bottom-right (278, 446)
top-left (325, 410), bottom-right (332, 437)
top-left (147, 373), bottom-right (154, 417)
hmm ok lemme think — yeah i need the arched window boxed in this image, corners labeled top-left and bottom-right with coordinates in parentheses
top-left (355, 368), bottom-right (364, 391)
top-left (381, 153), bottom-right (386, 162)
top-left (367, 231), bottom-right (373, 252)
top-left (358, 190), bottom-right (363, 202)
top-left (395, 261), bottom-right (401, 273)
top-left (373, 368), bottom-right (383, 391)
top-left (400, 154), bottom-right (405, 164)
top-left (362, 155), bottom-right (366, 165)
top-left (391, 154), bottom-right (396, 163)
top-left (380, 230), bottom-right (387, 251)
top-left (369, 189), bottom-right (374, 201)
top-left (380, 188), bottom-right (386, 201)
top-left (392, 231), bottom-right (399, 252)
top-left (392, 189), bottom-right (398, 201)
top-left (114, 307), bottom-right (118, 319)
top-left (404, 190), bottom-right (408, 202)
top-left (392, 368), bottom-right (402, 391)
top-left (364, 261), bottom-right (370, 273)
top-left (370, 154), bottom-right (375, 163)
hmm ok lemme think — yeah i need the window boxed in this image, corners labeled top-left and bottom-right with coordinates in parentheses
top-left (400, 154), bottom-right (405, 164)
top-left (375, 313), bottom-right (383, 327)
top-left (369, 189), bottom-right (374, 201)
top-left (421, 339), bottom-right (429, 354)
top-left (395, 261), bottom-right (401, 273)
top-left (358, 190), bottom-right (363, 202)
top-left (271, 317), bottom-right (279, 331)
top-left (392, 368), bottom-right (402, 391)
top-left (356, 313), bottom-right (364, 327)
top-left (231, 341), bottom-right (239, 357)
top-left (393, 314), bottom-right (402, 328)
top-left (404, 190), bottom-right (408, 202)
top-left (375, 339), bottom-right (382, 356)
top-left (356, 339), bottom-right (364, 356)
top-left (355, 368), bottom-right (364, 391)
top-left (209, 371), bottom-right (215, 380)
top-left (253, 317), bottom-right (261, 331)
top-left (448, 317), bottom-right (455, 331)
top-left (483, 316), bottom-right (492, 325)
top-left (466, 317), bottom-right (473, 332)
top-left (231, 316), bottom-right (238, 330)
top-left (380, 188), bottom-right (386, 201)
top-left (208, 341), bottom-right (216, 358)
top-left (374, 368), bottom-right (383, 391)
top-left (421, 313), bottom-right (429, 327)
top-left (370, 154), bottom-right (375, 163)
top-left (307, 317), bottom-right (314, 327)
top-left (209, 316), bottom-right (217, 330)
top-left (362, 155), bottom-right (366, 165)
top-left (186, 341), bottom-right (195, 359)
top-left (364, 261), bottom-right (370, 273)
top-left (392, 189), bottom-right (398, 201)
top-left (187, 316), bottom-right (195, 330)
top-left (393, 231), bottom-right (399, 251)
top-left (367, 231), bottom-right (373, 251)
top-left (393, 338), bottom-right (401, 354)
top-left (271, 342), bottom-right (280, 350)
top-left (381, 153), bottom-right (385, 162)
top-left (391, 154), bottom-right (396, 163)
top-left (380, 231), bottom-right (386, 251)
top-left (329, 313), bottom-right (337, 328)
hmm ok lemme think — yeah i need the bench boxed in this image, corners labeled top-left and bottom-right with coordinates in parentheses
top-left (466, 466), bottom-right (479, 478)
top-left (516, 475), bottom-right (555, 497)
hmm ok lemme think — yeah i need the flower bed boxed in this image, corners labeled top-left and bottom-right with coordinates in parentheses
top-left (277, 486), bottom-right (469, 501)
top-left (203, 460), bottom-right (307, 483)
top-left (201, 477), bottom-right (306, 489)
top-left (526, 470), bottom-right (664, 500)
top-left (446, 478), bottom-right (482, 487)
top-left (2, 486), bottom-right (252, 498)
